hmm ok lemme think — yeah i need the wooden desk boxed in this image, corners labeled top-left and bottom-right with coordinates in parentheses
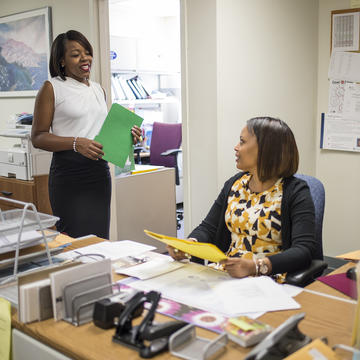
top-left (10, 243), bottom-right (356, 359)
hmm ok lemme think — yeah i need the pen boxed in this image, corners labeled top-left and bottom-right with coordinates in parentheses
top-left (127, 256), bottom-right (149, 264)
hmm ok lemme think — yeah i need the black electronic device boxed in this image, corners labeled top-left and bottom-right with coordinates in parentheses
top-left (16, 113), bottom-right (33, 125)
top-left (93, 289), bottom-right (143, 329)
top-left (113, 290), bottom-right (187, 358)
top-left (346, 267), bottom-right (357, 281)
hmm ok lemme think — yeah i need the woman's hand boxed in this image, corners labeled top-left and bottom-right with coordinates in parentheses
top-left (75, 137), bottom-right (104, 161)
top-left (167, 238), bottom-right (197, 261)
top-left (221, 257), bottom-right (257, 278)
top-left (131, 125), bottom-right (142, 145)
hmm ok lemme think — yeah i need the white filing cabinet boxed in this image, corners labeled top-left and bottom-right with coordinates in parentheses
top-left (115, 168), bottom-right (177, 252)
top-left (12, 329), bottom-right (71, 360)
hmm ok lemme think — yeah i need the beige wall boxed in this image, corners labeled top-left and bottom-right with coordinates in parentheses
top-left (181, 0), bottom-right (218, 231)
top-left (317, 0), bottom-right (360, 256)
top-left (0, 0), bottom-right (101, 144)
top-left (183, 0), bottom-right (319, 236)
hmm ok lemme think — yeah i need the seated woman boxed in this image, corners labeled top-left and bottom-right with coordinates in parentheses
top-left (169, 117), bottom-right (316, 280)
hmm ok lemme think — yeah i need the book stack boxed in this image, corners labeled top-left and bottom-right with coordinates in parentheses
top-left (111, 75), bottom-right (150, 101)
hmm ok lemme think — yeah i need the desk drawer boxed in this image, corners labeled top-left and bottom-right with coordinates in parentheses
top-left (0, 177), bottom-right (35, 207)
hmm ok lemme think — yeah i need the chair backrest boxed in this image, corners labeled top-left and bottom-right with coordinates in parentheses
top-left (294, 174), bottom-right (325, 260)
top-left (149, 122), bottom-right (182, 167)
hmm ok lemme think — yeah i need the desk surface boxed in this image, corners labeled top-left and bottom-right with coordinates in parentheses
top-left (11, 239), bottom-right (356, 360)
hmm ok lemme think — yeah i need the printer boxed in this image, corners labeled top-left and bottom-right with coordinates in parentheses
top-left (0, 117), bottom-right (52, 181)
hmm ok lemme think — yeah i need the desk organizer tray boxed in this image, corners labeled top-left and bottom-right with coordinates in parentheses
top-left (63, 273), bottom-right (118, 326)
top-left (169, 324), bottom-right (228, 360)
top-left (0, 208), bottom-right (59, 236)
top-left (0, 238), bottom-right (62, 271)
top-left (0, 228), bottom-right (59, 254)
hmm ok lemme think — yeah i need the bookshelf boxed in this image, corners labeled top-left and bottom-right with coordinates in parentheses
top-left (116, 97), bottom-right (178, 107)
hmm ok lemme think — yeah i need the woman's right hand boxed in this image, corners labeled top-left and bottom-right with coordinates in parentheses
top-left (75, 137), bottom-right (104, 161)
top-left (167, 245), bottom-right (189, 261)
top-left (167, 238), bottom-right (197, 261)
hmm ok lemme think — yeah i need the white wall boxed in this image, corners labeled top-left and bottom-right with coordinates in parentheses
top-left (181, 0), bottom-right (218, 232)
top-left (317, 0), bottom-right (360, 256)
top-left (183, 0), bottom-right (319, 234)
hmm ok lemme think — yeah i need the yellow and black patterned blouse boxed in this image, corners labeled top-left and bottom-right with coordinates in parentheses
top-left (223, 173), bottom-right (285, 280)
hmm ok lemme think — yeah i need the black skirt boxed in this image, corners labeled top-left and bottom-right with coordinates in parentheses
top-left (48, 151), bottom-right (111, 239)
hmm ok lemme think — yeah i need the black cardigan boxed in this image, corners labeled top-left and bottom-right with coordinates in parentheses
top-left (188, 172), bottom-right (316, 275)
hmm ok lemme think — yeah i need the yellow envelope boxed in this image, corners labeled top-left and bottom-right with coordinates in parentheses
top-left (144, 230), bottom-right (227, 263)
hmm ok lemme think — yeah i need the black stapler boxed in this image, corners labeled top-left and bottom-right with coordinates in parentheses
top-left (113, 290), bottom-right (187, 358)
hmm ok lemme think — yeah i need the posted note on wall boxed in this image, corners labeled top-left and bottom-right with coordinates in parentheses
top-left (320, 113), bottom-right (360, 152)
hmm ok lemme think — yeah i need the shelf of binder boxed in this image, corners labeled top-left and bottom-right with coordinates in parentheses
top-left (111, 69), bottom-right (181, 76)
top-left (0, 197), bottom-right (59, 284)
top-left (115, 97), bottom-right (178, 106)
top-left (111, 74), bottom-right (151, 101)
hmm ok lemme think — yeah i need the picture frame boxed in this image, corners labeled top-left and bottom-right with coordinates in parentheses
top-left (0, 7), bottom-right (52, 97)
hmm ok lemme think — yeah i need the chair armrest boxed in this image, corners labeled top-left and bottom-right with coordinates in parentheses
top-left (134, 146), bottom-right (147, 152)
top-left (285, 260), bottom-right (328, 287)
top-left (161, 149), bottom-right (182, 157)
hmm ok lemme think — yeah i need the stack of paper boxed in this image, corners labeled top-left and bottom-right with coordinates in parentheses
top-left (56, 240), bottom-right (155, 263)
top-left (114, 252), bottom-right (184, 280)
top-left (18, 278), bottom-right (52, 323)
top-left (129, 263), bottom-right (300, 318)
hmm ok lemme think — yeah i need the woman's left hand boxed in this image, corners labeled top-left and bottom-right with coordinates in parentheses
top-left (221, 258), bottom-right (256, 278)
top-left (131, 125), bottom-right (142, 144)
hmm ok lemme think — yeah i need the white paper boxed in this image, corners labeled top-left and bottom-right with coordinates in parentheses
top-left (281, 284), bottom-right (304, 298)
top-left (114, 252), bottom-right (184, 280)
top-left (328, 81), bottom-right (360, 114)
top-left (343, 82), bottom-right (360, 114)
top-left (321, 113), bottom-right (360, 152)
top-left (328, 79), bottom-right (352, 113)
top-left (0, 230), bottom-right (43, 254)
top-left (129, 263), bottom-right (300, 317)
top-left (56, 240), bottom-right (156, 263)
top-left (50, 259), bottom-right (112, 321)
top-left (332, 12), bottom-right (360, 52)
top-left (328, 51), bottom-right (360, 82)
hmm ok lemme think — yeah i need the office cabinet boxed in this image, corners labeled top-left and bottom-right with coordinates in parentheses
top-left (13, 329), bottom-right (71, 360)
top-left (0, 175), bottom-right (52, 214)
top-left (115, 168), bottom-right (177, 252)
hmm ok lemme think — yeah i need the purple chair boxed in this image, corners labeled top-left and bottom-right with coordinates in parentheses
top-left (149, 122), bottom-right (182, 185)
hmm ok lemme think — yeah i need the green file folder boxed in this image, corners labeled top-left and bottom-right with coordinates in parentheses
top-left (94, 103), bottom-right (143, 168)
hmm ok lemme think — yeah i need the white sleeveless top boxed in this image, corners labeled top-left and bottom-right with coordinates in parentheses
top-left (49, 76), bottom-right (107, 139)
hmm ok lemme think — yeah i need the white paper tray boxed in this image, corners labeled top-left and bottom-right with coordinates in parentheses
top-left (0, 229), bottom-right (59, 254)
top-left (0, 209), bottom-right (59, 236)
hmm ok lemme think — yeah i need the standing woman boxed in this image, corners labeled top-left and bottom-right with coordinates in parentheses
top-left (32, 30), bottom-right (141, 239)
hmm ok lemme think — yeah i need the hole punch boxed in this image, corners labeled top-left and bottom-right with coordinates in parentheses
top-left (113, 290), bottom-right (187, 358)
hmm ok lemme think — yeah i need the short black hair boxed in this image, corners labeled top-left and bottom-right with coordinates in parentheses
top-left (49, 30), bottom-right (93, 80)
top-left (246, 117), bottom-right (299, 182)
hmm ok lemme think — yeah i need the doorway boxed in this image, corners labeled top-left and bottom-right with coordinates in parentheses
top-left (108, 0), bottom-right (184, 238)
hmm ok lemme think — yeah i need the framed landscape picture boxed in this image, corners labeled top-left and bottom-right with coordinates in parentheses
top-left (0, 7), bottom-right (52, 97)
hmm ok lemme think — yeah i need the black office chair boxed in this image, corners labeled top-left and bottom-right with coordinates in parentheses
top-left (285, 174), bottom-right (328, 287)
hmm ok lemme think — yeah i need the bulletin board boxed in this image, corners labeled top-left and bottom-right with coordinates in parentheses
top-left (322, 8), bottom-right (360, 153)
